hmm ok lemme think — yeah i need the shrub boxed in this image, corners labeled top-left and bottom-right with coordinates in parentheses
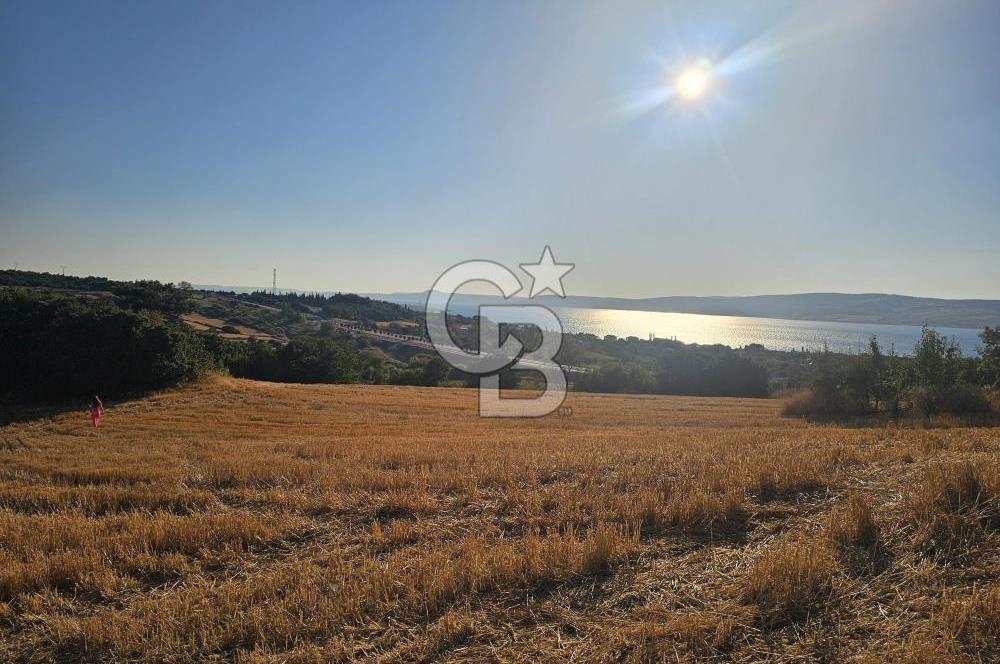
top-left (909, 384), bottom-right (992, 419)
top-left (785, 329), bottom-right (994, 421)
top-left (781, 388), bottom-right (871, 419)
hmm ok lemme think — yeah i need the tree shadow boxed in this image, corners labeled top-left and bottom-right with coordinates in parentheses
top-left (0, 391), bottom-right (154, 426)
top-left (789, 412), bottom-right (1000, 429)
top-left (0, 399), bottom-right (89, 426)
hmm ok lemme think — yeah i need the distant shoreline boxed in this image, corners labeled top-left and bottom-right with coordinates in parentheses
top-left (191, 285), bottom-right (1000, 331)
top-left (366, 291), bottom-right (1000, 331)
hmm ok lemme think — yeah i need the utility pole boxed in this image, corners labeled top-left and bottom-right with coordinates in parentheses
top-left (272, 268), bottom-right (277, 295)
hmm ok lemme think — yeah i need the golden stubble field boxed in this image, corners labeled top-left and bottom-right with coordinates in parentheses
top-left (0, 376), bottom-right (998, 663)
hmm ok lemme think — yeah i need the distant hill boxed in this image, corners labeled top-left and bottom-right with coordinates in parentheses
top-left (367, 291), bottom-right (1000, 330)
top-left (185, 279), bottom-right (1000, 330)
top-left (11, 270), bottom-right (993, 335)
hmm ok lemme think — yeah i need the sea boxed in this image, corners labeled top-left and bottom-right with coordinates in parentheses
top-left (440, 304), bottom-right (983, 356)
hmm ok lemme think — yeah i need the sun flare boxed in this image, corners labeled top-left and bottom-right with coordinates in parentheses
top-left (675, 59), bottom-right (713, 101)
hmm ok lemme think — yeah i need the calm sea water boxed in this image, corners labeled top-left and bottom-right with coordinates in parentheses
top-left (443, 303), bottom-right (982, 355)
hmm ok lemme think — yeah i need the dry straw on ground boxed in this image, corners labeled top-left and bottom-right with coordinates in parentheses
top-left (0, 376), bottom-right (998, 662)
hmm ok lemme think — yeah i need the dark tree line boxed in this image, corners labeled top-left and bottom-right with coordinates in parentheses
top-left (222, 336), bottom-right (371, 384)
top-left (0, 270), bottom-right (116, 292)
top-left (0, 287), bottom-right (462, 402)
top-left (786, 326), bottom-right (997, 419)
top-left (0, 288), bottom-right (216, 400)
top-left (574, 352), bottom-right (769, 397)
top-left (981, 326), bottom-right (1000, 388)
top-left (0, 271), bottom-right (192, 315)
top-left (231, 290), bottom-right (416, 322)
top-left (109, 280), bottom-right (192, 315)
top-left (380, 316), bottom-right (773, 398)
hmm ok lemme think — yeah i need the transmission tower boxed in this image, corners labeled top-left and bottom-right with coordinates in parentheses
top-left (272, 268), bottom-right (277, 295)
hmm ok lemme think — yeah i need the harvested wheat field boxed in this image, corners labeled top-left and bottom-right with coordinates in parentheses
top-left (1, 377), bottom-right (998, 663)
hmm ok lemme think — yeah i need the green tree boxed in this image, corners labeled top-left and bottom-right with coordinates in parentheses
top-left (979, 326), bottom-right (1000, 387)
top-left (0, 287), bottom-right (215, 399)
top-left (111, 280), bottom-right (192, 315)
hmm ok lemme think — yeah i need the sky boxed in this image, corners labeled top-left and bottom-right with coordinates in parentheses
top-left (2, 0), bottom-right (999, 299)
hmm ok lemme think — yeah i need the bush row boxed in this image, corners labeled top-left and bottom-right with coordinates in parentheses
top-left (785, 326), bottom-right (998, 419)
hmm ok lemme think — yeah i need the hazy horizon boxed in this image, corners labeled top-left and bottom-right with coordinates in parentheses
top-left (3, 0), bottom-right (999, 298)
top-left (188, 282), bottom-right (1000, 304)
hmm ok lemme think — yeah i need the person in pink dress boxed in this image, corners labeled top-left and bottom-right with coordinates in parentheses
top-left (89, 396), bottom-right (104, 428)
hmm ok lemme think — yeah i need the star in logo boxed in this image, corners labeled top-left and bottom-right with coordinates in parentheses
top-left (520, 246), bottom-right (574, 298)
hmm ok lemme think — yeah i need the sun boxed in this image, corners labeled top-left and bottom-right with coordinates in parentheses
top-left (675, 58), bottom-right (714, 101)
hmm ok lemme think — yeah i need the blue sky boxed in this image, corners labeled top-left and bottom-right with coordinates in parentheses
top-left (2, 0), bottom-right (998, 298)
